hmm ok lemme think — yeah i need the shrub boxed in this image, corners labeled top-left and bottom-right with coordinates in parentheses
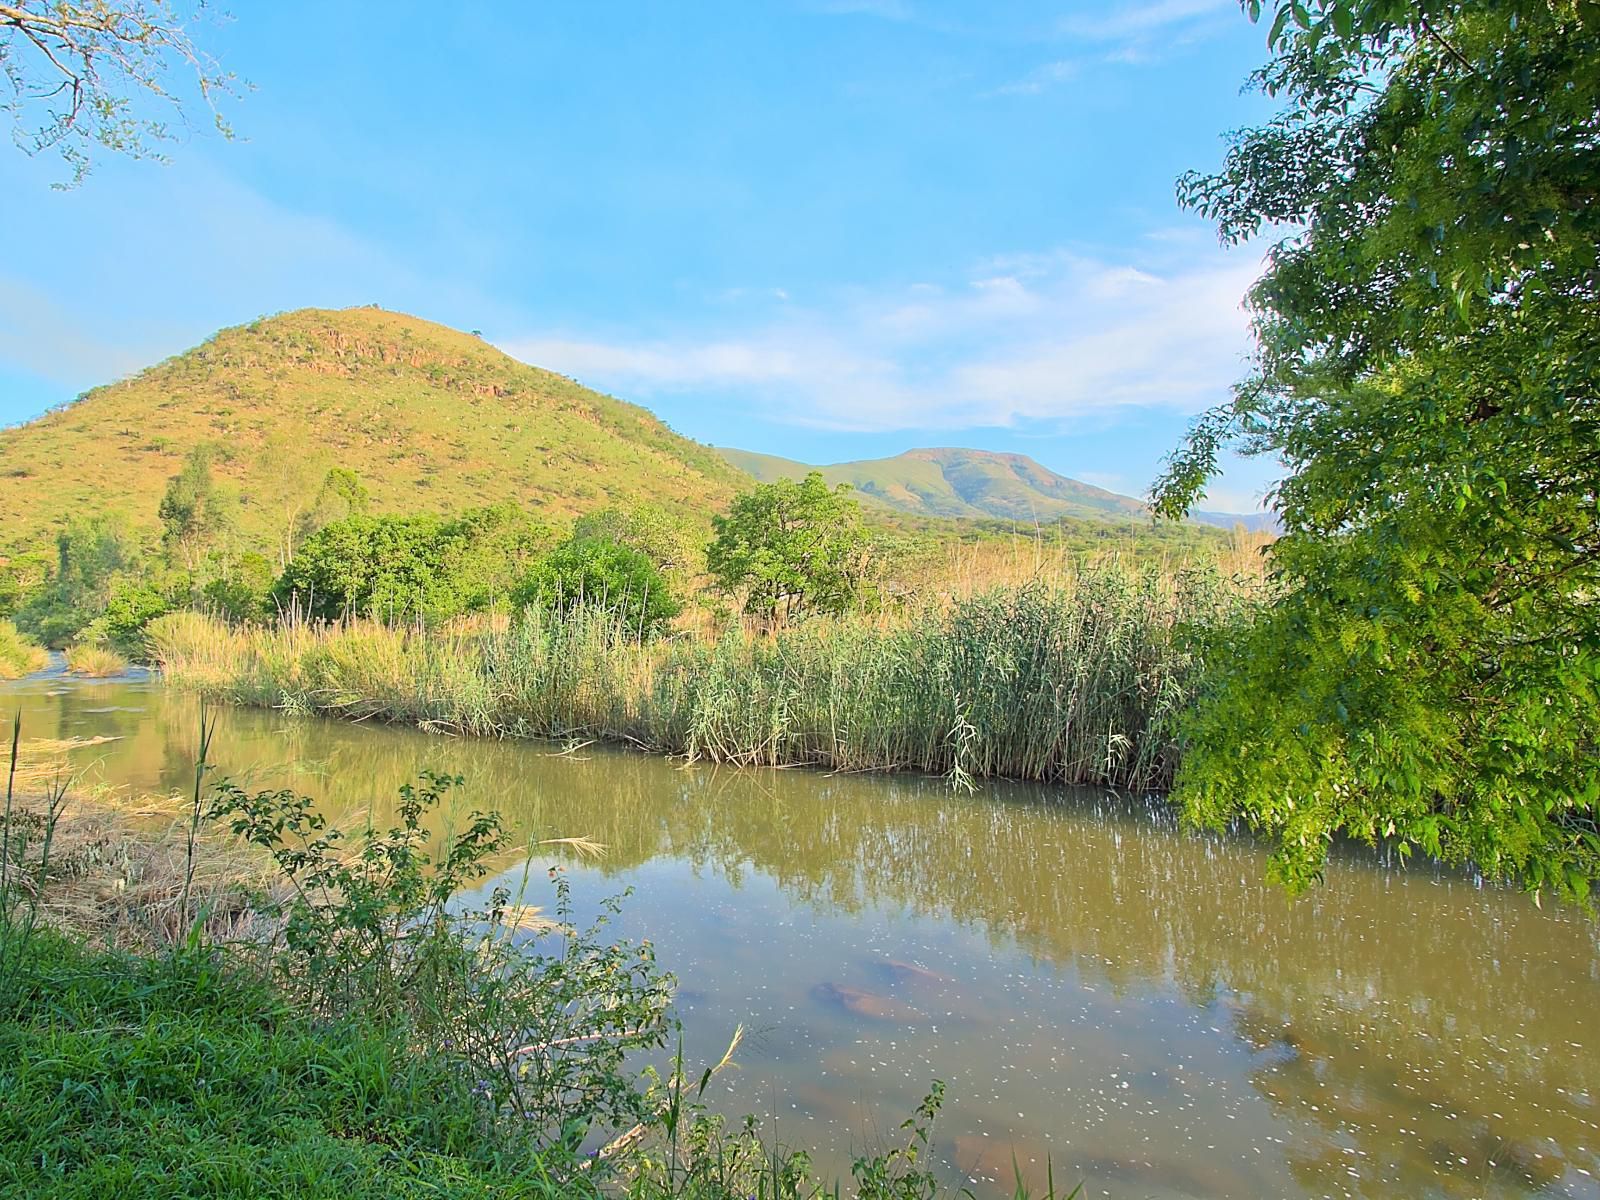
top-left (63, 642), bottom-right (129, 677)
top-left (202, 551), bottom-right (276, 623)
top-left (513, 537), bottom-right (681, 639)
top-left (0, 620), bottom-right (48, 679)
top-left (206, 770), bottom-right (674, 1152)
top-left (274, 506), bottom-right (554, 623)
top-left (95, 578), bottom-right (180, 655)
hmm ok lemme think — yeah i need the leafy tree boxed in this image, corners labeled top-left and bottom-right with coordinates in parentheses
top-left (0, 550), bottom-right (51, 618)
top-left (574, 503), bottom-right (704, 585)
top-left (157, 444), bottom-right (232, 571)
top-left (89, 576), bottom-right (180, 654)
top-left (1154, 1), bottom-right (1600, 901)
top-left (707, 472), bottom-right (874, 626)
top-left (273, 506), bottom-right (553, 623)
top-left (512, 536), bottom-right (681, 639)
top-left (435, 503), bottom-right (556, 612)
top-left (202, 549), bottom-right (275, 623)
top-left (292, 466), bottom-right (372, 550)
top-left (15, 513), bottom-right (144, 646)
top-left (273, 514), bottom-right (452, 622)
top-left (1, 1), bottom-right (236, 184)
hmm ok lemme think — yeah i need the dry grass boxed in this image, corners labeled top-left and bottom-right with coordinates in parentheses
top-left (64, 642), bottom-right (130, 677)
top-left (6, 788), bottom-right (274, 949)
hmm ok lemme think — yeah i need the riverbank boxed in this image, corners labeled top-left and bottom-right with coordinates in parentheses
top-left (1, 738), bottom-right (1030, 1200)
top-left (149, 566), bottom-right (1247, 793)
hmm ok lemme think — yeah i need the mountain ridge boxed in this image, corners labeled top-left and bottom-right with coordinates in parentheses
top-left (716, 446), bottom-right (1276, 531)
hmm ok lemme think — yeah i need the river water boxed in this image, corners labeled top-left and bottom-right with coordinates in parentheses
top-left (4, 663), bottom-right (1597, 1198)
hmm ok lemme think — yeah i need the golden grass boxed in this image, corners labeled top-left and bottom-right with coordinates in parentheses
top-left (0, 618), bottom-right (48, 679)
top-left (64, 642), bottom-right (130, 677)
top-left (6, 789), bottom-right (274, 949)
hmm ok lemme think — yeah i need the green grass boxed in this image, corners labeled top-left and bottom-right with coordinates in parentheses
top-left (0, 619), bottom-right (48, 679)
top-left (151, 564), bottom-right (1241, 791)
top-left (0, 306), bottom-right (747, 558)
top-left (0, 928), bottom-right (565, 1199)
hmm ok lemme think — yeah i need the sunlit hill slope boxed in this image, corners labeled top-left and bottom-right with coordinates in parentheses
top-left (0, 307), bottom-right (745, 554)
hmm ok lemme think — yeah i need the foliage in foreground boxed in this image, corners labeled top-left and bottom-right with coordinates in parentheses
top-left (0, 717), bottom-right (1079, 1200)
top-left (0, 930), bottom-right (545, 1199)
top-left (151, 566), bottom-right (1237, 792)
top-left (1153, 0), bottom-right (1600, 901)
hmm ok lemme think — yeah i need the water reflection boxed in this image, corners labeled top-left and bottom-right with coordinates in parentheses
top-left (5, 671), bottom-right (1597, 1198)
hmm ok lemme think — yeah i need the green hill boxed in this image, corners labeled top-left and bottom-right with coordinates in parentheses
top-left (717, 447), bottom-right (1278, 532)
top-left (0, 307), bottom-right (746, 557)
top-left (716, 446), bottom-right (1151, 523)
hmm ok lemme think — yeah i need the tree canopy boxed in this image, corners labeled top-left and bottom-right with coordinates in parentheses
top-left (273, 506), bottom-right (553, 623)
top-left (707, 472), bottom-right (874, 625)
top-left (512, 536), bottom-right (682, 639)
top-left (1, 1), bottom-right (235, 184)
top-left (1155, 1), bottom-right (1600, 901)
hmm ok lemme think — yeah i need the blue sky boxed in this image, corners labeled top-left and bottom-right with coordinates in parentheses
top-left (0, 0), bottom-right (1282, 511)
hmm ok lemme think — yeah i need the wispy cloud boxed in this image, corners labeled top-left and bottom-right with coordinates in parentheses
top-left (501, 239), bottom-right (1262, 435)
top-left (988, 59), bottom-right (1079, 96)
top-left (0, 278), bottom-right (149, 389)
top-left (1061, 0), bottom-right (1235, 60)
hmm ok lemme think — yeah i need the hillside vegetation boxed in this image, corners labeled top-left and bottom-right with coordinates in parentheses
top-left (719, 446), bottom-right (1148, 523)
top-left (718, 446), bottom-right (1275, 531)
top-left (0, 306), bottom-right (746, 557)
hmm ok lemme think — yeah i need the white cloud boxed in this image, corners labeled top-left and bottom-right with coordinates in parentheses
top-left (500, 241), bottom-right (1263, 435)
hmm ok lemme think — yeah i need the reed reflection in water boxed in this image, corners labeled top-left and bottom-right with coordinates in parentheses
top-left (6, 668), bottom-right (1597, 1199)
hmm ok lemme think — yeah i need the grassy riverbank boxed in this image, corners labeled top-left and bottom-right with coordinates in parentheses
top-left (150, 565), bottom-right (1247, 792)
top-left (0, 724), bottom-right (1078, 1200)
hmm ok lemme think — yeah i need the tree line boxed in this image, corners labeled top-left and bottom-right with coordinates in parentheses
top-left (0, 445), bottom-right (879, 653)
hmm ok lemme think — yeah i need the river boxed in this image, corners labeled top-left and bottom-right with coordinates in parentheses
top-left (4, 662), bottom-right (1596, 1199)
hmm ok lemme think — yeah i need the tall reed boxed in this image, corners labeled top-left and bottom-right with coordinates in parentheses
top-left (150, 563), bottom-right (1245, 791)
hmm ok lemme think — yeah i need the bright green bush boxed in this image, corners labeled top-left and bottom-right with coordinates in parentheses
top-left (274, 506), bottom-right (553, 623)
top-left (513, 537), bottom-right (682, 639)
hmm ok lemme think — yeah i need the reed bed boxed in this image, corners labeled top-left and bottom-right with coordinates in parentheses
top-left (0, 619), bottom-right (48, 679)
top-left (63, 642), bottom-right (130, 677)
top-left (150, 563), bottom-right (1249, 791)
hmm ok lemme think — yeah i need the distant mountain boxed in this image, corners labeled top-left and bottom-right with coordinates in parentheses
top-left (0, 307), bottom-right (746, 555)
top-left (716, 446), bottom-right (1277, 531)
top-left (1188, 509), bottom-right (1281, 534)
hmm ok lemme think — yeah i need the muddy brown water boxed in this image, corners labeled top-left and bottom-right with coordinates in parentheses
top-left (5, 664), bottom-right (1597, 1198)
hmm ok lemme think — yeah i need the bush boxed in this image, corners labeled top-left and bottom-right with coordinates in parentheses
top-left (513, 537), bottom-right (681, 639)
top-left (207, 770), bottom-right (674, 1158)
top-left (0, 620), bottom-right (48, 679)
top-left (274, 506), bottom-right (553, 623)
top-left (94, 578), bottom-right (180, 655)
top-left (203, 551), bottom-right (276, 623)
top-left (63, 642), bottom-right (129, 677)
